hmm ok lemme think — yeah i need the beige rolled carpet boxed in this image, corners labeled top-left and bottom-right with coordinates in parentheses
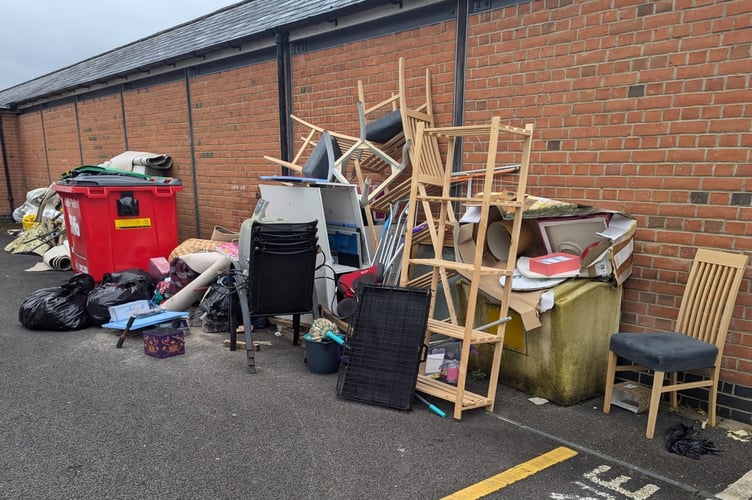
top-left (99, 151), bottom-right (173, 174)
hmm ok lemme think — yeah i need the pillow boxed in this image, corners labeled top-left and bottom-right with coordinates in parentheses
top-left (365, 110), bottom-right (403, 143)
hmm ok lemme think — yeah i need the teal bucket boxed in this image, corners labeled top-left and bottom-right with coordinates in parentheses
top-left (304, 336), bottom-right (340, 374)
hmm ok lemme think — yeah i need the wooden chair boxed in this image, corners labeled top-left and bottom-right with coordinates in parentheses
top-left (603, 248), bottom-right (749, 438)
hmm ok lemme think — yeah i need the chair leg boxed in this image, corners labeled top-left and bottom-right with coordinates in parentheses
top-left (669, 371), bottom-right (678, 409)
top-left (602, 350), bottom-right (617, 414)
top-left (708, 368), bottom-right (720, 427)
top-left (646, 370), bottom-right (665, 439)
top-left (292, 314), bottom-right (301, 346)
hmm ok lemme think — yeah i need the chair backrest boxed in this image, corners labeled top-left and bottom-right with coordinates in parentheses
top-left (676, 248), bottom-right (748, 354)
top-left (398, 57), bottom-right (441, 177)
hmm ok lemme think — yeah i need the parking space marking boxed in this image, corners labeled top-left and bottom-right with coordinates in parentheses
top-left (717, 468), bottom-right (752, 500)
top-left (441, 446), bottom-right (578, 499)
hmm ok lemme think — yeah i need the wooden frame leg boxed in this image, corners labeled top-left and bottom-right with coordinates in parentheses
top-left (646, 370), bottom-right (665, 439)
top-left (669, 372), bottom-right (678, 409)
top-left (602, 350), bottom-right (617, 414)
top-left (708, 368), bottom-right (720, 427)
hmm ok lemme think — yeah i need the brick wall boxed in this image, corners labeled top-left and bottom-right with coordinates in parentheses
top-left (40, 103), bottom-right (81, 179)
top-left (189, 61), bottom-right (281, 237)
top-left (17, 112), bottom-right (48, 190)
top-left (463, 0), bottom-right (752, 391)
top-left (77, 92), bottom-right (126, 164)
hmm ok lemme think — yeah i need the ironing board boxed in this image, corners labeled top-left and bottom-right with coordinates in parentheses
top-left (102, 311), bottom-right (190, 330)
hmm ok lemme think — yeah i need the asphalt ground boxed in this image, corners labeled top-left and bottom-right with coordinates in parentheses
top-left (1, 228), bottom-right (751, 500)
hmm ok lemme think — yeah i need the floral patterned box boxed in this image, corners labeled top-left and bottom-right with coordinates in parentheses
top-left (143, 326), bottom-right (185, 358)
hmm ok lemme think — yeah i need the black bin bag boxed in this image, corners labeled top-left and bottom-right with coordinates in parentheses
top-left (86, 269), bottom-right (155, 325)
top-left (19, 273), bottom-right (96, 331)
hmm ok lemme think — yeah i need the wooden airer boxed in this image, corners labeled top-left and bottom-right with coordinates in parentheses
top-left (399, 116), bottom-right (534, 420)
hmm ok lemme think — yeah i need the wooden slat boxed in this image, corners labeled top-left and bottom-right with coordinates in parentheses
top-left (426, 318), bottom-right (502, 343)
top-left (409, 259), bottom-right (513, 276)
top-left (416, 375), bottom-right (491, 409)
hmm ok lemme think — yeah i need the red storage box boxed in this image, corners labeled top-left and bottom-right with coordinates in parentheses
top-left (53, 175), bottom-right (182, 282)
top-left (529, 252), bottom-right (580, 276)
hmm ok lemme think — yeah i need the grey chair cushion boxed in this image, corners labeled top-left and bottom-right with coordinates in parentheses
top-left (365, 110), bottom-right (403, 144)
top-left (610, 332), bottom-right (718, 372)
top-left (302, 135), bottom-right (342, 179)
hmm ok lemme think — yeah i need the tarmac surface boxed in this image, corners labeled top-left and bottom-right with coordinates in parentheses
top-left (1, 229), bottom-right (751, 500)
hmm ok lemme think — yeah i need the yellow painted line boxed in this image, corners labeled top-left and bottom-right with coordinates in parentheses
top-left (441, 446), bottom-right (578, 500)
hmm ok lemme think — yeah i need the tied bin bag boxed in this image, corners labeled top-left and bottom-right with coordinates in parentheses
top-left (19, 273), bottom-right (96, 331)
top-left (86, 269), bottom-right (156, 325)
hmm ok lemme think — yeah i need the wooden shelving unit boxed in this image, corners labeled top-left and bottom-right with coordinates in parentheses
top-left (399, 117), bottom-right (534, 419)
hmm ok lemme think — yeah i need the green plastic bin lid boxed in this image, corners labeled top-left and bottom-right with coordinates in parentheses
top-left (56, 174), bottom-right (181, 187)
top-left (55, 165), bottom-right (181, 187)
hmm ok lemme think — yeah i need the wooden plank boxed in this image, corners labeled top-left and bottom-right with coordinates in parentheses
top-left (223, 339), bottom-right (272, 350)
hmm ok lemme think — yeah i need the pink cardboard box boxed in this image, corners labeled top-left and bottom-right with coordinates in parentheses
top-left (148, 256), bottom-right (170, 281)
top-left (529, 252), bottom-right (581, 276)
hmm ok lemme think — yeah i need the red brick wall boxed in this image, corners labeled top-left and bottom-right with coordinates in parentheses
top-left (41, 103), bottom-right (81, 178)
top-left (464, 0), bottom-right (752, 386)
top-left (17, 112), bottom-right (48, 190)
top-left (77, 93), bottom-right (126, 164)
top-left (189, 61), bottom-right (281, 237)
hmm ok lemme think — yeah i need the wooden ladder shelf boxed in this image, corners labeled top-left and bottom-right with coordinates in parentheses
top-left (399, 117), bottom-right (534, 419)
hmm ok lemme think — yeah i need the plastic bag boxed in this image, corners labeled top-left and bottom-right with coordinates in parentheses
top-left (86, 269), bottom-right (155, 325)
top-left (665, 422), bottom-right (721, 459)
top-left (199, 273), bottom-right (241, 333)
top-left (18, 274), bottom-right (96, 330)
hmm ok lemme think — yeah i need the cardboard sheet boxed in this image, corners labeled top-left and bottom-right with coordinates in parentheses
top-left (454, 223), bottom-right (544, 331)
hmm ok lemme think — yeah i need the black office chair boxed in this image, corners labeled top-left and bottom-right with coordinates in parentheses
top-left (231, 220), bottom-right (319, 373)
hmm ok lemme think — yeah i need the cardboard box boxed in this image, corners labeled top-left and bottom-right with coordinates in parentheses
top-left (529, 253), bottom-right (580, 276)
top-left (143, 326), bottom-right (185, 358)
top-left (579, 213), bottom-right (636, 286)
top-left (108, 300), bottom-right (153, 322)
top-left (148, 256), bottom-right (170, 281)
top-left (610, 381), bottom-right (651, 414)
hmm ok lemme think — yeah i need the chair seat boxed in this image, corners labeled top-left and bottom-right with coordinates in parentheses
top-left (610, 332), bottom-right (718, 372)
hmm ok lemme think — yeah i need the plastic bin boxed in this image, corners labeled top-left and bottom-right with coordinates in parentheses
top-left (53, 175), bottom-right (182, 281)
top-left (457, 278), bottom-right (623, 406)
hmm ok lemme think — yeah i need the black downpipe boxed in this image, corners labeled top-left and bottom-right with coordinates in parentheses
top-left (275, 32), bottom-right (293, 175)
top-left (0, 113), bottom-right (15, 213)
top-left (119, 85), bottom-right (129, 151)
top-left (451, 0), bottom-right (469, 203)
top-left (40, 108), bottom-right (52, 184)
top-left (74, 96), bottom-right (84, 165)
top-left (453, 0), bottom-right (468, 132)
top-left (184, 69), bottom-right (202, 238)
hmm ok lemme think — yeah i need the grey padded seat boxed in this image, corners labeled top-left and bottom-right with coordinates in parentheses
top-left (609, 332), bottom-right (718, 373)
